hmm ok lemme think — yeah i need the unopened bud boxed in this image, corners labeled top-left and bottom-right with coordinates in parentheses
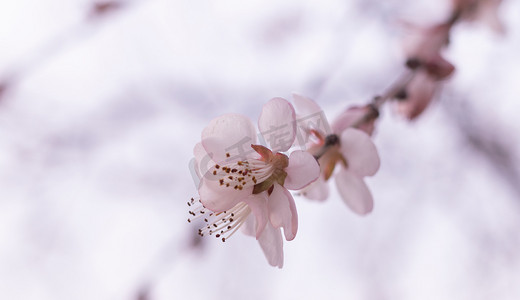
top-left (405, 58), bottom-right (422, 70)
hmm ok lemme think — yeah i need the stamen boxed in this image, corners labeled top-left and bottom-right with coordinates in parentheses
top-left (205, 159), bottom-right (275, 192)
top-left (186, 204), bottom-right (214, 223)
top-left (188, 200), bottom-right (251, 242)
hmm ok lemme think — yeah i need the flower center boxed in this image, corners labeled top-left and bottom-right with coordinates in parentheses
top-left (205, 145), bottom-right (289, 195)
top-left (320, 146), bottom-right (348, 180)
top-left (308, 133), bottom-right (348, 181)
top-left (250, 144), bottom-right (289, 195)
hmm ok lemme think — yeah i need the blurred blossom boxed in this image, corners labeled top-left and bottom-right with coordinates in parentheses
top-left (331, 105), bottom-right (378, 136)
top-left (395, 70), bottom-right (438, 120)
top-left (402, 24), bottom-right (451, 62)
top-left (87, 1), bottom-right (124, 20)
top-left (396, 23), bottom-right (456, 120)
top-left (191, 98), bottom-right (319, 267)
top-left (452, 0), bottom-right (505, 33)
top-left (293, 94), bottom-right (380, 215)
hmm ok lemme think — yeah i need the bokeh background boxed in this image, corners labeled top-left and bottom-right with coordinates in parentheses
top-left (1, 0), bottom-right (519, 299)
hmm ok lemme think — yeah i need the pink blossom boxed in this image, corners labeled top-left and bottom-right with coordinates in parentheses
top-left (395, 71), bottom-right (437, 120)
top-left (452, 0), bottom-right (504, 33)
top-left (398, 25), bottom-right (456, 120)
top-left (293, 94), bottom-right (380, 215)
top-left (402, 23), bottom-right (455, 78)
top-left (403, 24), bottom-right (451, 63)
top-left (189, 97), bottom-right (320, 268)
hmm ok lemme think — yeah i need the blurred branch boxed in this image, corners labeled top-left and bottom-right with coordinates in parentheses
top-left (0, 0), bottom-right (134, 104)
top-left (442, 93), bottom-right (520, 198)
top-left (132, 227), bottom-right (206, 300)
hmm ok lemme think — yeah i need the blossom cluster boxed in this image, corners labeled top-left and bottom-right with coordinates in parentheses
top-left (395, 0), bottom-right (503, 120)
top-left (189, 97), bottom-right (380, 267)
top-left (186, 0), bottom-right (504, 268)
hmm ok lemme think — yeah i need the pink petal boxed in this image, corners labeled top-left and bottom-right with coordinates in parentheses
top-left (424, 54), bottom-right (455, 80)
top-left (331, 106), bottom-right (376, 136)
top-left (192, 143), bottom-right (203, 181)
top-left (403, 24), bottom-right (450, 61)
top-left (396, 71), bottom-right (437, 120)
top-left (193, 142), bottom-right (213, 180)
top-left (455, 0), bottom-right (505, 34)
top-left (284, 150), bottom-right (320, 190)
top-left (258, 97), bottom-right (296, 152)
top-left (292, 93), bottom-right (332, 144)
top-left (201, 113), bottom-right (257, 163)
top-left (243, 194), bottom-right (269, 239)
top-left (339, 128), bottom-right (380, 177)
top-left (257, 222), bottom-right (284, 268)
top-left (268, 184), bottom-right (298, 241)
top-left (198, 175), bottom-right (253, 212)
top-left (300, 176), bottom-right (329, 201)
top-left (241, 214), bottom-right (256, 237)
top-left (335, 169), bottom-right (374, 215)
top-left (479, 0), bottom-right (505, 34)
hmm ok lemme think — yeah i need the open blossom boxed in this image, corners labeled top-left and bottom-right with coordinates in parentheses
top-left (398, 24), bottom-right (456, 120)
top-left (293, 94), bottom-right (380, 215)
top-left (189, 97), bottom-right (320, 268)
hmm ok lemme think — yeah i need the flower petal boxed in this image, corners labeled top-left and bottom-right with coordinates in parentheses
top-left (335, 169), bottom-right (374, 215)
top-left (396, 71), bottom-right (437, 120)
top-left (403, 24), bottom-right (450, 61)
top-left (339, 128), bottom-right (380, 177)
top-left (193, 142), bottom-right (214, 180)
top-left (241, 214), bottom-right (256, 237)
top-left (424, 54), bottom-right (455, 80)
top-left (258, 97), bottom-right (296, 152)
top-left (201, 113), bottom-right (257, 163)
top-left (284, 150), bottom-right (320, 190)
top-left (292, 93), bottom-right (332, 143)
top-left (300, 176), bottom-right (329, 201)
top-left (331, 106), bottom-right (376, 136)
top-left (479, 1), bottom-right (505, 34)
top-left (257, 222), bottom-right (284, 268)
top-left (198, 175), bottom-right (253, 212)
top-left (268, 184), bottom-right (298, 241)
top-left (243, 193), bottom-right (269, 239)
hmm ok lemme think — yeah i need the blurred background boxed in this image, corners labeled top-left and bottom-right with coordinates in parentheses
top-left (1, 0), bottom-right (519, 299)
